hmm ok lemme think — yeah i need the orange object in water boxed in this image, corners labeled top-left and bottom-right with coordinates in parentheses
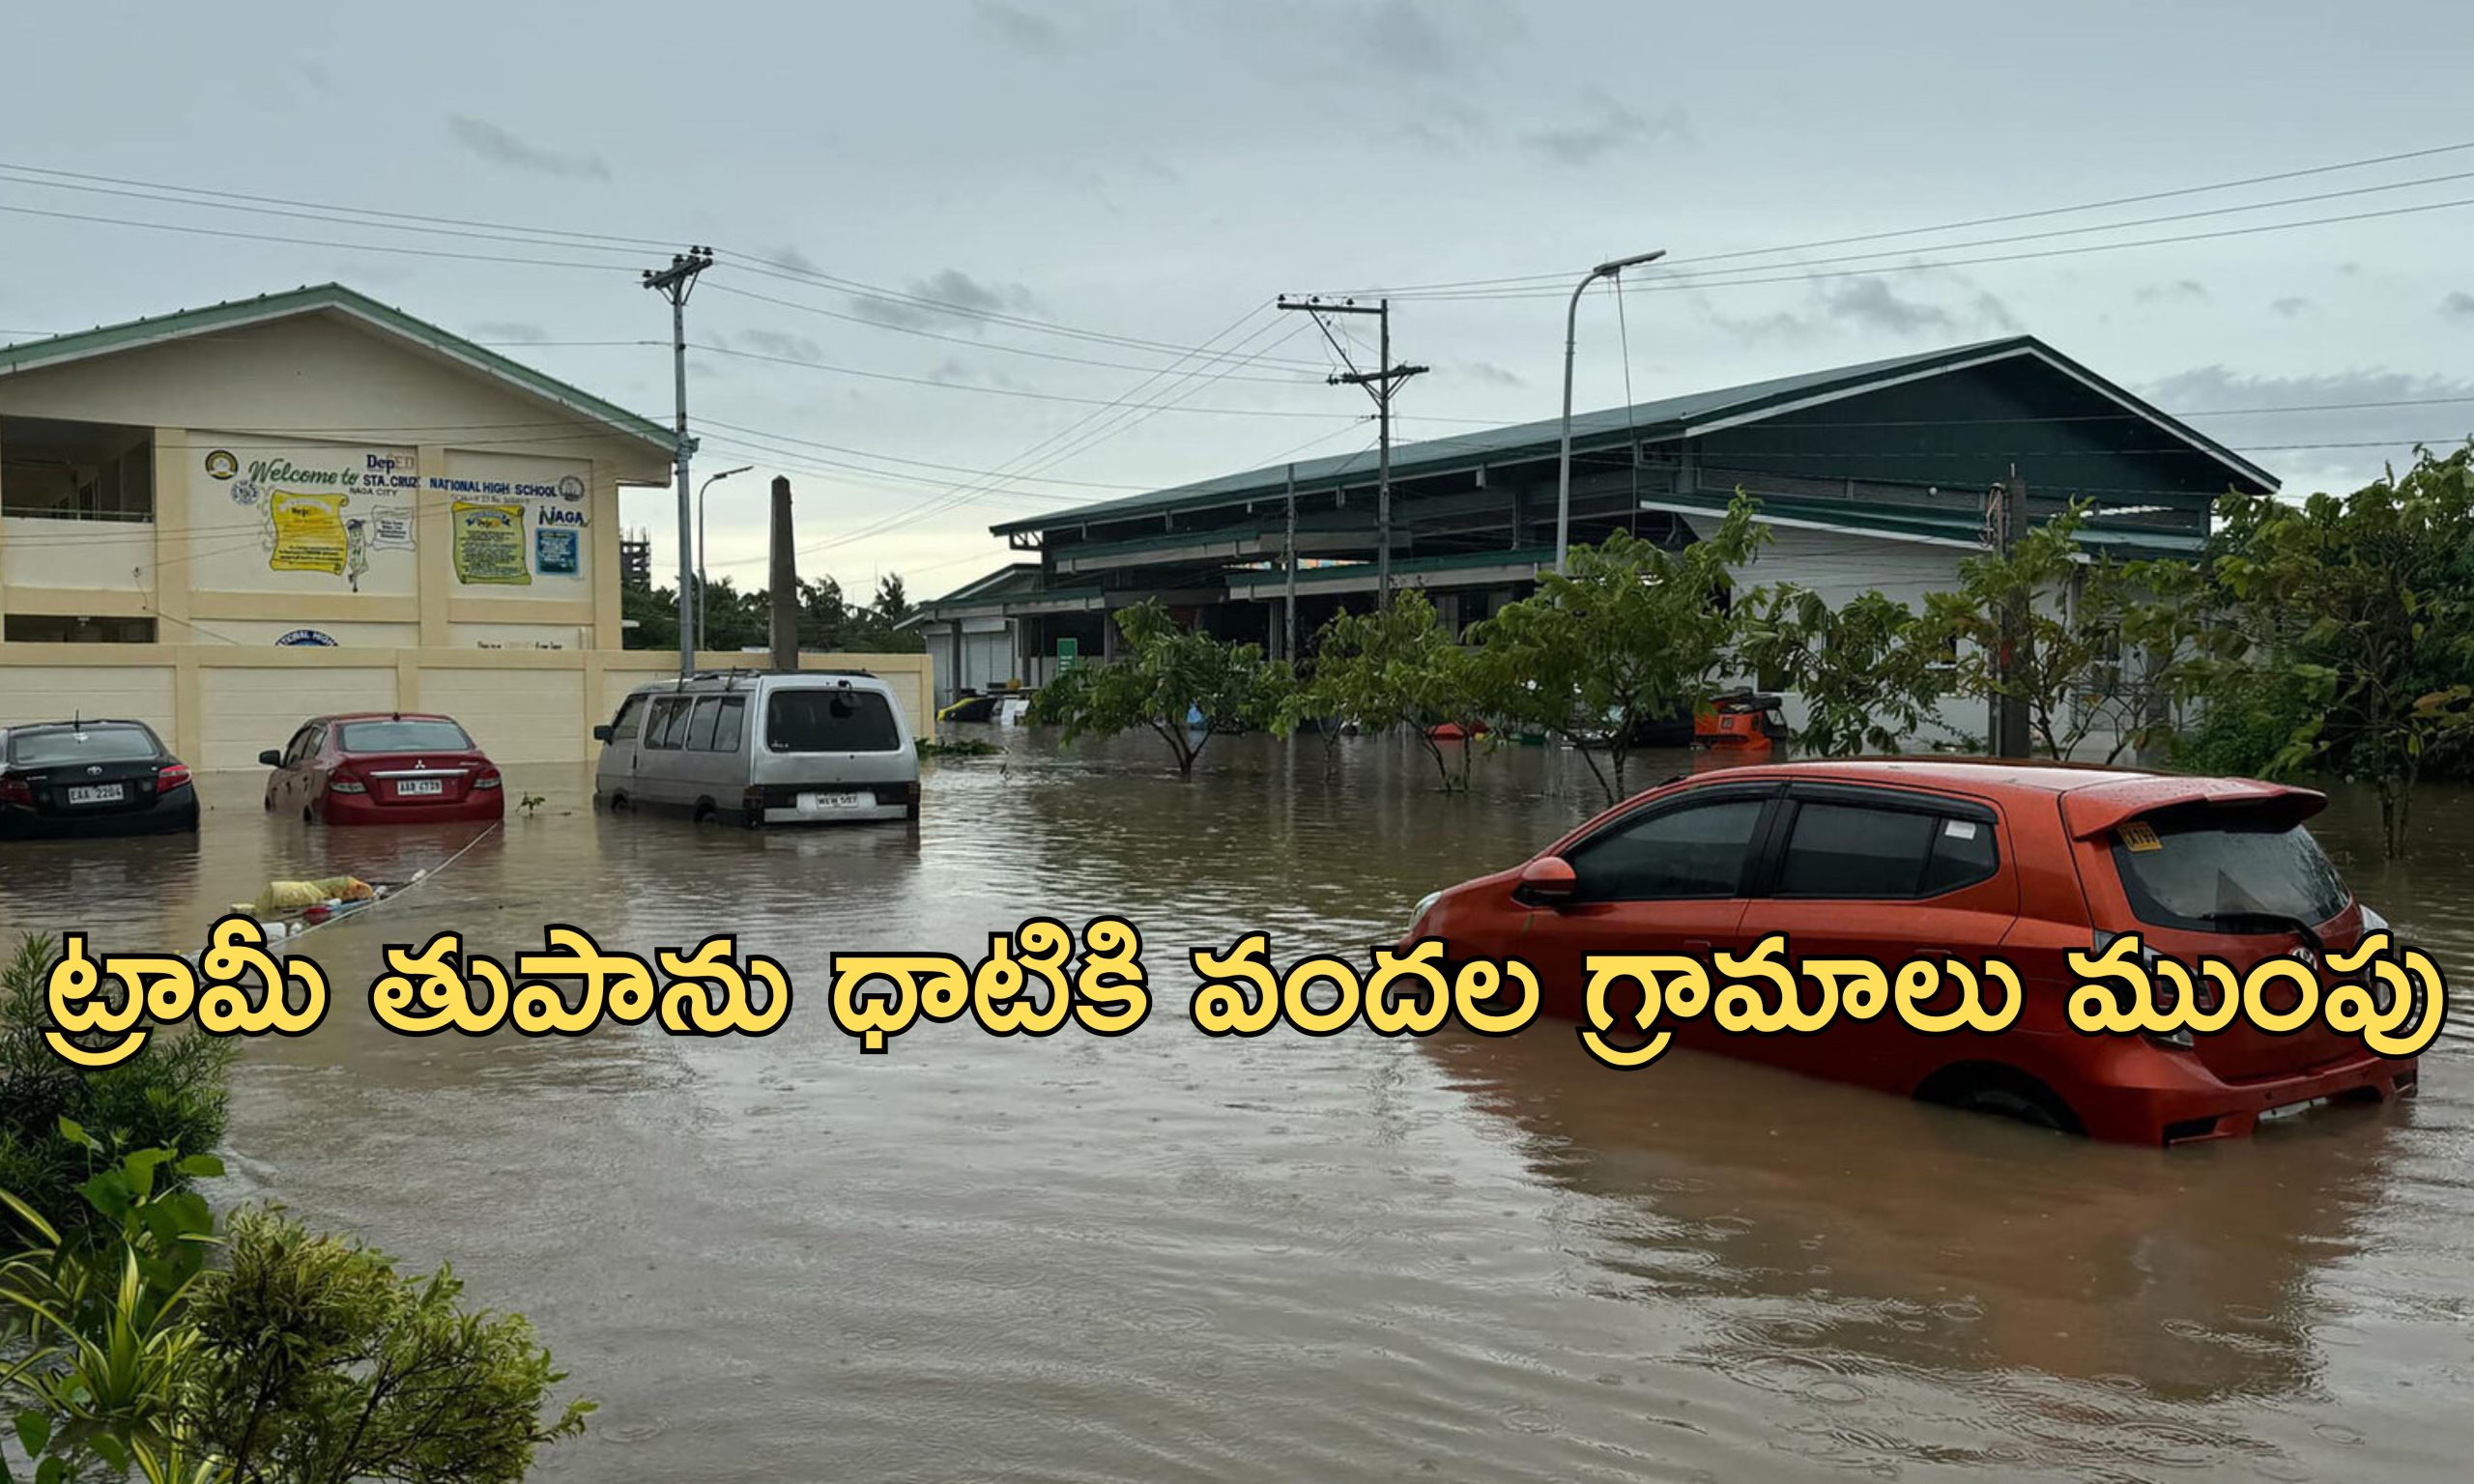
top-left (1426, 721), bottom-right (1490, 741)
top-left (1694, 691), bottom-right (1788, 750)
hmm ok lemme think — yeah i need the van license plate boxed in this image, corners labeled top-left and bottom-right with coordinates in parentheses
top-left (800, 791), bottom-right (867, 812)
top-left (66, 785), bottom-right (124, 805)
top-left (397, 779), bottom-right (444, 796)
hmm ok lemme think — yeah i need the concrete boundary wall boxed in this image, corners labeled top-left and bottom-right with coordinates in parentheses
top-left (0, 646), bottom-right (933, 769)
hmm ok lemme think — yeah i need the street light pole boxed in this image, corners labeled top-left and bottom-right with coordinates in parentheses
top-left (696, 465), bottom-right (753, 648)
top-left (1555, 248), bottom-right (1666, 577)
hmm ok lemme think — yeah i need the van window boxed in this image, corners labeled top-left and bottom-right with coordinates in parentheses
top-left (710, 696), bottom-right (746, 754)
top-left (645, 698), bottom-right (691, 751)
top-left (765, 689), bottom-right (901, 754)
top-left (1775, 802), bottom-right (1998, 899)
top-left (2111, 807), bottom-right (2349, 932)
top-left (610, 696), bottom-right (647, 743)
top-left (1567, 797), bottom-right (1766, 901)
top-left (686, 698), bottom-right (724, 752)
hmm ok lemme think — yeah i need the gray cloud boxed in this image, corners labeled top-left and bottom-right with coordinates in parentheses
top-left (1520, 87), bottom-right (1689, 165)
top-left (1359, 0), bottom-right (1456, 74)
top-left (2271, 296), bottom-right (2312, 318)
top-left (1697, 273), bottom-right (2018, 344)
top-left (1463, 359), bottom-right (1525, 386)
top-left (468, 320), bottom-right (547, 343)
top-left (737, 328), bottom-right (825, 363)
top-left (2444, 291), bottom-right (2474, 319)
top-left (764, 244), bottom-right (825, 278)
top-left (2135, 278), bottom-right (2208, 303)
top-left (446, 116), bottom-right (612, 182)
top-left (850, 269), bottom-right (1038, 334)
top-left (974, 1), bottom-right (1063, 53)
top-left (2139, 364), bottom-right (2474, 494)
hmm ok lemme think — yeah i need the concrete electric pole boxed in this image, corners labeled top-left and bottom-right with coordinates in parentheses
top-left (1277, 297), bottom-right (1426, 608)
top-left (1990, 470), bottom-right (2032, 758)
top-left (1556, 249), bottom-right (1665, 577)
top-left (643, 246), bottom-right (715, 676)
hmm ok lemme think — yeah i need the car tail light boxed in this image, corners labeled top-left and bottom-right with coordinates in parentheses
top-left (329, 770), bottom-right (368, 795)
top-left (0, 778), bottom-right (29, 807)
top-left (2091, 928), bottom-right (2203, 1046)
top-left (157, 763), bottom-right (191, 793)
top-left (475, 770), bottom-right (503, 790)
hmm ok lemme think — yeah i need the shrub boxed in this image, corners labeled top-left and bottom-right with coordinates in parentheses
top-left (0, 931), bottom-right (233, 1231)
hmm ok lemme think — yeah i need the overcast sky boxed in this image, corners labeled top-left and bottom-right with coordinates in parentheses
top-left (6, 0), bottom-right (2471, 601)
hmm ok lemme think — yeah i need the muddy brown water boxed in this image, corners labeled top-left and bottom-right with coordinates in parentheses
top-left (2, 730), bottom-right (2470, 1482)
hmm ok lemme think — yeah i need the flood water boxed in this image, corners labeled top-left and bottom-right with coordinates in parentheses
top-left (3, 730), bottom-right (2470, 1482)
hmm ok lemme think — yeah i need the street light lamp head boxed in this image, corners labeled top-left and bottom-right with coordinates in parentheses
top-left (1593, 248), bottom-right (1668, 277)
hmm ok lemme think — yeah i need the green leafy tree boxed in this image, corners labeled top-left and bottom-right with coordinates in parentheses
top-left (2199, 445), bottom-right (2474, 857)
top-left (1029, 600), bottom-right (1290, 777)
top-left (1287, 591), bottom-right (1497, 791)
top-left (1915, 502), bottom-right (2203, 764)
top-left (1473, 493), bottom-right (1770, 806)
top-left (1736, 587), bottom-right (1942, 756)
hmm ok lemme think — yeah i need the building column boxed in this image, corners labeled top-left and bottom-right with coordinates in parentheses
top-left (590, 459), bottom-right (623, 650)
top-left (417, 443), bottom-right (452, 647)
top-left (150, 430), bottom-right (186, 642)
top-left (0, 419), bottom-right (10, 644)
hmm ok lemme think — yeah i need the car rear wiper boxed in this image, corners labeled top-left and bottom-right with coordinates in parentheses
top-left (2192, 910), bottom-right (2324, 956)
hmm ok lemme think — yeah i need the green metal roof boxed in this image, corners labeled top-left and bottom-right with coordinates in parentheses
top-left (990, 336), bottom-right (2276, 537)
top-left (0, 283), bottom-right (671, 453)
top-left (1642, 489), bottom-right (2205, 556)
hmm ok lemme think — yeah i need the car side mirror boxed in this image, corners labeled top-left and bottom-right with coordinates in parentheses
top-left (257, 749), bottom-right (282, 767)
top-left (591, 725), bottom-right (614, 743)
top-left (1515, 855), bottom-right (1579, 905)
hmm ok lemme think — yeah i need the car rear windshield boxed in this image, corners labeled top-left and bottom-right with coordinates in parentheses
top-left (2110, 806), bottom-right (2350, 933)
top-left (7, 725), bottom-right (159, 767)
top-left (338, 720), bottom-right (474, 753)
top-left (765, 689), bottom-right (901, 754)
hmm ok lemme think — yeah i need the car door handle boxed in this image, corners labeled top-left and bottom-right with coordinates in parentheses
top-left (1683, 939), bottom-right (1712, 954)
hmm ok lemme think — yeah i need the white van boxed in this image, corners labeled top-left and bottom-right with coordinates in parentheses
top-left (592, 671), bottom-right (921, 825)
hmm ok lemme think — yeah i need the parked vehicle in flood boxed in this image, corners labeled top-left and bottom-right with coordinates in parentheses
top-left (1409, 758), bottom-right (2417, 1146)
top-left (262, 712), bottom-right (504, 825)
top-left (593, 670), bottom-right (920, 826)
top-left (0, 720), bottom-right (199, 838)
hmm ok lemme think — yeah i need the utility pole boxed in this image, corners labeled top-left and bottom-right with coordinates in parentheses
top-left (1278, 297), bottom-right (1426, 608)
top-left (1282, 462), bottom-right (1299, 662)
top-left (767, 475), bottom-right (798, 674)
top-left (1990, 469), bottom-right (2032, 758)
top-left (643, 246), bottom-right (714, 675)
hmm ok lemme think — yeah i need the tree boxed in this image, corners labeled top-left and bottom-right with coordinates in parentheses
top-left (2199, 445), bottom-right (2474, 857)
top-left (1915, 502), bottom-right (2203, 764)
top-left (1028, 600), bottom-right (1289, 777)
top-left (1736, 586), bottom-right (1943, 756)
top-left (873, 574), bottom-right (913, 630)
top-left (1473, 494), bottom-right (1770, 806)
top-left (1287, 591), bottom-right (1497, 791)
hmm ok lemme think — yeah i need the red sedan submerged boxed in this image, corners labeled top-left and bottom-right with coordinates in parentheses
top-left (262, 713), bottom-right (503, 825)
top-left (1410, 758), bottom-right (2420, 1147)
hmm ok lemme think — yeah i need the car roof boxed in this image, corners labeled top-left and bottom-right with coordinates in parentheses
top-left (4, 718), bottom-right (157, 734)
top-left (1683, 756), bottom-right (2184, 798)
top-left (626, 671), bottom-right (890, 696)
top-left (319, 711), bottom-right (462, 723)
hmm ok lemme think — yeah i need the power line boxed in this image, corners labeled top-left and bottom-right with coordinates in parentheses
top-left (1321, 137), bottom-right (2474, 296)
top-left (1381, 193), bottom-right (2474, 302)
top-left (0, 202), bottom-right (634, 272)
top-left (685, 336), bottom-right (1354, 416)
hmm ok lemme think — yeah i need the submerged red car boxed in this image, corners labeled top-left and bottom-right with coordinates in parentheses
top-left (261, 713), bottom-right (503, 825)
top-left (1409, 759), bottom-right (2418, 1147)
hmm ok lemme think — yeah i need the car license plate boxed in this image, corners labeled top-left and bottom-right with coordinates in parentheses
top-left (66, 785), bottom-right (125, 806)
top-left (397, 779), bottom-right (444, 796)
top-left (799, 790), bottom-right (867, 812)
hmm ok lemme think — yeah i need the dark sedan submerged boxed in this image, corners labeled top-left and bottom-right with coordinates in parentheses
top-left (0, 720), bottom-right (200, 839)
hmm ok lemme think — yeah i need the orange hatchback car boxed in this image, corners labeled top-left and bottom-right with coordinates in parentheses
top-left (1409, 759), bottom-right (2419, 1146)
